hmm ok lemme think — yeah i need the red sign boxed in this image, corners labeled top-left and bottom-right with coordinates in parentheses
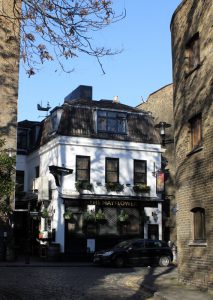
top-left (156, 171), bottom-right (165, 193)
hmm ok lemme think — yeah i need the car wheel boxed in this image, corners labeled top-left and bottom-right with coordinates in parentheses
top-left (114, 256), bottom-right (125, 268)
top-left (159, 256), bottom-right (171, 267)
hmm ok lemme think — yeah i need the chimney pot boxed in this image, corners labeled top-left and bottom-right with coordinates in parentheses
top-left (113, 96), bottom-right (119, 103)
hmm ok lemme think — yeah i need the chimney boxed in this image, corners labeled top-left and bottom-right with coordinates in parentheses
top-left (64, 85), bottom-right (92, 102)
top-left (113, 96), bottom-right (119, 103)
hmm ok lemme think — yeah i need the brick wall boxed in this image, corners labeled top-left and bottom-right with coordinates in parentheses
top-left (137, 84), bottom-right (177, 243)
top-left (0, 0), bottom-right (20, 151)
top-left (171, 0), bottom-right (213, 289)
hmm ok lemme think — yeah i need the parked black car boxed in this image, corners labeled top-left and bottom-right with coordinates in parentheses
top-left (93, 239), bottom-right (173, 267)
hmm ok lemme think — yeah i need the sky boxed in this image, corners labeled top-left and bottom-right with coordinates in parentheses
top-left (18, 0), bottom-right (182, 121)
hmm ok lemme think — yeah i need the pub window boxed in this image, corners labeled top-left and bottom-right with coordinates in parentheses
top-left (16, 170), bottom-right (25, 192)
top-left (97, 110), bottom-right (127, 134)
top-left (76, 156), bottom-right (90, 182)
top-left (185, 32), bottom-right (200, 73)
top-left (134, 160), bottom-right (147, 184)
top-left (191, 207), bottom-right (206, 241)
top-left (189, 114), bottom-right (202, 150)
top-left (105, 158), bottom-right (119, 183)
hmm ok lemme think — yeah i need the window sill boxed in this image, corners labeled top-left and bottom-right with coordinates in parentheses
top-left (185, 63), bottom-right (202, 78)
top-left (186, 145), bottom-right (203, 157)
top-left (97, 130), bottom-right (128, 135)
top-left (188, 241), bottom-right (207, 247)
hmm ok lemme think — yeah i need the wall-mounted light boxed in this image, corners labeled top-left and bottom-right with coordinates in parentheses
top-left (5, 147), bottom-right (16, 157)
top-left (49, 165), bottom-right (73, 186)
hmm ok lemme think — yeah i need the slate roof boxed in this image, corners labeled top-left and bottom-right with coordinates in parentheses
top-left (65, 97), bottom-right (146, 114)
top-left (18, 88), bottom-right (161, 148)
top-left (39, 97), bottom-right (160, 145)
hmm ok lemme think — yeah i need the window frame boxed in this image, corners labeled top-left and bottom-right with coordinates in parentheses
top-left (185, 32), bottom-right (200, 74)
top-left (97, 110), bottom-right (127, 134)
top-left (189, 114), bottom-right (202, 151)
top-left (191, 207), bottom-right (206, 241)
top-left (17, 128), bottom-right (28, 150)
top-left (133, 160), bottom-right (147, 185)
top-left (105, 157), bottom-right (119, 183)
top-left (16, 170), bottom-right (25, 192)
top-left (75, 155), bottom-right (90, 182)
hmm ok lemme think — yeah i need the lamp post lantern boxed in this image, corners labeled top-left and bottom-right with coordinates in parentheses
top-left (155, 122), bottom-right (172, 146)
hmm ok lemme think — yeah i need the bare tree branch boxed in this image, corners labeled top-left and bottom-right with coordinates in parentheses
top-left (0, 0), bottom-right (125, 75)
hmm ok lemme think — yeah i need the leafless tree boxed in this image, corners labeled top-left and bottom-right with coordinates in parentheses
top-left (0, 0), bottom-right (125, 75)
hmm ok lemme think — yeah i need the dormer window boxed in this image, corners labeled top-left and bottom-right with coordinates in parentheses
top-left (51, 113), bottom-right (58, 131)
top-left (51, 108), bottom-right (63, 132)
top-left (97, 110), bottom-right (127, 134)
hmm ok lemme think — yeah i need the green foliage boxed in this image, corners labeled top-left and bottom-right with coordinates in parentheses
top-left (117, 210), bottom-right (129, 223)
top-left (41, 208), bottom-right (50, 219)
top-left (75, 181), bottom-right (93, 192)
top-left (133, 183), bottom-right (150, 193)
top-left (0, 139), bottom-right (15, 218)
top-left (83, 210), bottom-right (96, 223)
top-left (95, 209), bottom-right (106, 221)
top-left (64, 208), bottom-right (73, 220)
top-left (83, 209), bottom-right (107, 224)
top-left (105, 182), bottom-right (124, 192)
top-left (0, 199), bottom-right (13, 215)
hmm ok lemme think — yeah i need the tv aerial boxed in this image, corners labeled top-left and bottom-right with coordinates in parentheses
top-left (37, 101), bottom-right (51, 118)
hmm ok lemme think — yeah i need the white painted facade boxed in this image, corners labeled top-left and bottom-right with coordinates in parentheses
top-left (17, 135), bottom-right (163, 253)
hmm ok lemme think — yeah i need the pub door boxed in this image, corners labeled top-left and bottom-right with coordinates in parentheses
top-left (148, 224), bottom-right (159, 240)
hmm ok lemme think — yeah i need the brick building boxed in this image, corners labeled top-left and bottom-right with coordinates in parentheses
top-left (171, 0), bottom-right (213, 288)
top-left (137, 84), bottom-right (176, 244)
top-left (0, 0), bottom-right (20, 152)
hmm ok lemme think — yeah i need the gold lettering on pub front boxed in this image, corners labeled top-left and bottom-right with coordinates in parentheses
top-left (86, 200), bottom-right (137, 207)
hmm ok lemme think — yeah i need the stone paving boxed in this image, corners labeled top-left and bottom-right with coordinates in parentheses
top-left (0, 262), bottom-right (212, 300)
top-left (0, 265), bottom-right (153, 300)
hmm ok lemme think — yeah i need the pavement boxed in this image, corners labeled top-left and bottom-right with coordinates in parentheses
top-left (0, 258), bottom-right (212, 300)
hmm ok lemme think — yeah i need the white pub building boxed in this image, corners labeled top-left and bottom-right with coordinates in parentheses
top-left (15, 85), bottom-right (164, 259)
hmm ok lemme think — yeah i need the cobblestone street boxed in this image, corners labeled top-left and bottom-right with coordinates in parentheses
top-left (0, 265), bottom-right (155, 300)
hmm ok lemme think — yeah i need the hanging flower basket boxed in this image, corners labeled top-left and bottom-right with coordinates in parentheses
top-left (117, 210), bottom-right (129, 223)
top-left (64, 208), bottom-right (74, 221)
top-left (83, 211), bottom-right (96, 223)
top-left (75, 181), bottom-right (93, 192)
top-left (95, 209), bottom-right (107, 224)
top-left (133, 183), bottom-right (150, 194)
top-left (41, 209), bottom-right (50, 219)
top-left (105, 182), bottom-right (124, 192)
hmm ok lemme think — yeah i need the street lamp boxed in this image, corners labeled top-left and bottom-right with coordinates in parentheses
top-left (155, 122), bottom-right (172, 146)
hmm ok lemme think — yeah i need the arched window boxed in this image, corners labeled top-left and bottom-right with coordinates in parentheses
top-left (191, 207), bottom-right (206, 241)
